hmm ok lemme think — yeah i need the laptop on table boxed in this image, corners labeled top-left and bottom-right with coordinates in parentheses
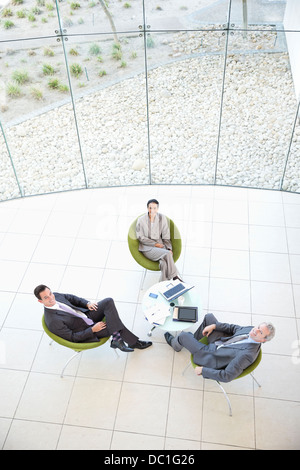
top-left (158, 279), bottom-right (194, 302)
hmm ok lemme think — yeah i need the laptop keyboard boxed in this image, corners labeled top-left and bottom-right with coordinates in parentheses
top-left (164, 283), bottom-right (185, 299)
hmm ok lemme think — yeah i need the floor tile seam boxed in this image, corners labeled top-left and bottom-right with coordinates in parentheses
top-left (1, 366), bottom-right (32, 450)
top-left (202, 387), bottom-right (300, 405)
top-left (5, 198), bottom-right (59, 302)
top-left (282, 201), bottom-right (300, 339)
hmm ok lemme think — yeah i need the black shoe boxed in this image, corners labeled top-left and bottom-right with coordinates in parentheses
top-left (129, 339), bottom-right (152, 350)
top-left (110, 339), bottom-right (134, 352)
top-left (164, 332), bottom-right (174, 347)
top-left (173, 276), bottom-right (184, 282)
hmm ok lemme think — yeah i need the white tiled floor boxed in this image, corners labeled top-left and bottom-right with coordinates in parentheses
top-left (0, 184), bottom-right (300, 450)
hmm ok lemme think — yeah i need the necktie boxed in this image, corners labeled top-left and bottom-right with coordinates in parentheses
top-left (57, 302), bottom-right (94, 326)
top-left (215, 334), bottom-right (249, 347)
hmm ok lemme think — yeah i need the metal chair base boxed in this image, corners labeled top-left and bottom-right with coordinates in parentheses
top-left (182, 362), bottom-right (262, 417)
top-left (49, 339), bottom-right (119, 378)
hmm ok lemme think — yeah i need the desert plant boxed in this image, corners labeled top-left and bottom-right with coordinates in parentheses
top-left (98, 70), bottom-right (106, 77)
top-left (123, 2), bottom-right (131, 8)
top-left (89, 43), bottom-right (101, 56)
top-left (42, 63), bottom-right (55, 75)
top-left (112, 42), bottom-right (122, 60)
top-left (27, 13), bottom-right (36, 22)
top-left (2, 8), bottom-right (13, 17)
top-left (45, 3), bottom-right (54, 10)
top-left (3, 20), bottom-right (15, 29)
top-left (70, 2), bottom-right (81, 9)
top-left (31, 7), bottom-right (42, 15)
top-left (16, 10), bottom-right (26, 18)
top-left (48, 78), bottom-right (60, 89)
top-left (58, 84), bottom-right (69, 93)
top-left (146, 34), bottom-right (155, 48)
top-left (30, 87), bottom-right (43, 100)
top-left (43, 47), bottom-right (54, 56)
top-left (6, 82), bottom-right (21, 98)
top-left (70, 63), bottom-right (83, 78)
top-left (69, 48), bottom-right (79, 56)
top-left (12, 0), bottom-right (24, 4)
top-left (12, 70), bottom-right (29, 85)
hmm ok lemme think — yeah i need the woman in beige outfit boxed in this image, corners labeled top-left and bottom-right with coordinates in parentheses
top-left (136, 199), bottom-right (181, 281)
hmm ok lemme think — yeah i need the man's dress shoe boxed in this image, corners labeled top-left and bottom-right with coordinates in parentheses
top-left (110, 339), bottom-right (134, 352)
top-left (164, 332), bottom-right (174, 347)
top-left (129, 340), bottom-right (152, 350)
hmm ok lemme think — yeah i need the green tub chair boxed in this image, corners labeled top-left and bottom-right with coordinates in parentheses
top-left (183, 336), bottom-right (262, 416)
top-left (128, 215), bottom-right (182, 289)
top-left (42, 315), bottom-right (112, 378)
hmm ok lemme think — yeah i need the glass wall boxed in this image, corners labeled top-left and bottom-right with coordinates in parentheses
top-left (0, 0), bottom-right (299, 201)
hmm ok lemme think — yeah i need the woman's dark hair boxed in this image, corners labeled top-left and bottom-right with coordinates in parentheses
top-left (147, 199), bottom-right (159, 207)
top-left (34, 284), bottom-right (49, 300)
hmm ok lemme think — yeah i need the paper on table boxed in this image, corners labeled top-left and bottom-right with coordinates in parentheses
top-left (144, 304), bottom-right (170, 325)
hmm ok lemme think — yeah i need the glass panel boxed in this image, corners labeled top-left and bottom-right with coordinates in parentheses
top-left (56, 0), bottom-right (144, 35)
top-left (0, 36), bottom-right (86, 196)
top-left (229, 0), bottom-right (287, 31)
top-left (0, 0), bottom-right (60, 40)
top-left (216, 29), bottom-right (297, 189)
top-left (145, 0), bottom-right (230, 31)
top-left (0, 127), bottom-right (21, 201)
top-left (63, 32), bottom-right (149, 187)
top-left (148, 30), bottom-right (226, 185)
top-left (281, 105), bottom-right (300, 193)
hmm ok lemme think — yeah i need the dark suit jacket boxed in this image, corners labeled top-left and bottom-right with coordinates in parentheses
top-left (44, 292), bottom-right (98, 343)
top-left (197, 323), bottom-right (261, 383)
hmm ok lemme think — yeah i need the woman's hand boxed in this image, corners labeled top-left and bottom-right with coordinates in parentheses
top-left (155, 243), bottom-right (164, 248)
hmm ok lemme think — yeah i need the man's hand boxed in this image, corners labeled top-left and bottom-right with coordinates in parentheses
top-left (91, 321), bottom-right (106, 333)
top-left (195, 366), bottom-right (203, 376)
top-left (203, 323), bottom-right (216, 337)
top-left (87, 302), bottom-right (98, 311)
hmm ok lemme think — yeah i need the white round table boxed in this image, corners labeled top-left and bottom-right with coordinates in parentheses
top-left (142, 280), bottom-right (202, 336)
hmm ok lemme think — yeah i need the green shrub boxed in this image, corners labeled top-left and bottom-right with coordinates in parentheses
top-left (16, 10), bottom-right (26, 18)
top-left (30, 87), bottom-right (43, 100)
top-left (70, 63), bottom-right (83, 78)
top-left (42, 63), bottom-right (55, 75)
top-left (89, 43), bottom-right (101, 56)
top-left (70, 2), bottom-right (81, 9)
top-left (43, 47), bottom-right (54, 56)
top-left (2, 8), bottom-right (13, 17)
top-left (12, 70), bottom-right (29, 85)
top-left (3, 20), bottom-right (15, 29)
top-left (6, 82), bottom-right (21, 98)
top-left (48, 78), bottom-right (60, 89)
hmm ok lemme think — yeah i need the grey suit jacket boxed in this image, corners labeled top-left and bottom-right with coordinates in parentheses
top-left (195, 324), bottom-right (261, 383)
top-left (44, 292), bottom-right (98, 343)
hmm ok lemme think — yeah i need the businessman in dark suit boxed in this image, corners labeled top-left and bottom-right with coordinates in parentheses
top-left (165, 313), bottom-right (275, 383)
top-left (34, 284), bottom-right (152, 352)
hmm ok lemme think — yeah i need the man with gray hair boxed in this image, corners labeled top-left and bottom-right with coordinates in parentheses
top-left (165, 313), bottom-right (275, 383)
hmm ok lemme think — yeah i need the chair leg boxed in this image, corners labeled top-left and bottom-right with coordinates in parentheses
top-left (61, 351), bottom-right (81, 378)
top-left (250, 373), bottom-right (261, 388)
top-left (216, 381), bottom-right (233, 417)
